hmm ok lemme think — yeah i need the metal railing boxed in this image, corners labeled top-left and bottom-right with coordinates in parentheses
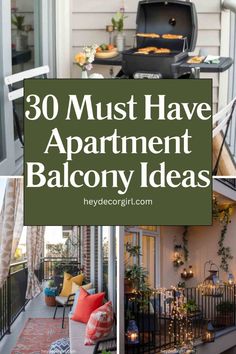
top-left (0, 261), bottom-right (29, 340)
top-left (125, 285), bottom-right (236, 353)
top-left (0, 257), bottom-right (81, 341)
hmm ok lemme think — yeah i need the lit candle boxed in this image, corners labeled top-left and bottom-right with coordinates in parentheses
top-left (130, 333), bottom-right (138, 341)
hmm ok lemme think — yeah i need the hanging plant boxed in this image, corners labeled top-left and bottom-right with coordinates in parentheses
top-left (182, 226), bottom-right (189, 262)
top-left (213, 198), bottom-right (233, 272)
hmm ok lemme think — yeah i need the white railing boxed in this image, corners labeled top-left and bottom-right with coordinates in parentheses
top-left (213, 97), bottom-right (236, 138)
top-left (212, 97), bottom-right (236, 175)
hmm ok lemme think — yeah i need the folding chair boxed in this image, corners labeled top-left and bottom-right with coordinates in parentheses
top-left (5, 65), bottom-right (50, 146)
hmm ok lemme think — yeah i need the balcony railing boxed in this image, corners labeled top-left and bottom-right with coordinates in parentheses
top-left (125, 286), bottom-right (236, 353)
top-left (0, 257), bottom-right (81, 341)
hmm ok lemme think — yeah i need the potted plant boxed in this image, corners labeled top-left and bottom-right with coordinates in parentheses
top-left (216, 301), bottom-right (235, 326)
top-left (44, 280), bottom-right (58, 306)
top-left (182, 299), bottom-right (199, 315)
top-left (12, 14), bottom-right (32, 51)
top-left (124, 242), bottom-right (147, 293)
top-left (111, 11), bottom-right (127, 52)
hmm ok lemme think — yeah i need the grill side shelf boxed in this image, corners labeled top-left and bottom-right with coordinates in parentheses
top-left (179, 57), bottom-right (233, 73)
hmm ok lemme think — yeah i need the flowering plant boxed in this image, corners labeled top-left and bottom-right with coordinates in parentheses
top-left (74, 44), bottom-right (98, 71)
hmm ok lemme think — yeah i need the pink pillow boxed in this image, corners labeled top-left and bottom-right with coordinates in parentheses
top-left (71, 288), bottom-right (105, 323)
top-left (84, 301), bottom-right (114, 345)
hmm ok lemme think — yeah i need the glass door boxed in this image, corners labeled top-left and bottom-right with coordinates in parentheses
top-left (11, 0), bottom-right (42, 161)
top-left (124, 227), bottom-right (160, 288)
top-left (0, 0), bottom-right (56, 175)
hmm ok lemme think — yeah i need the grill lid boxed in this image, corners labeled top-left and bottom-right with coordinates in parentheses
top-left (136, 0), bottom-right (198, 52)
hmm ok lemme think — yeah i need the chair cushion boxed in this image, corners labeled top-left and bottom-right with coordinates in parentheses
top-left (71, 288), bottom-right (105, 323)
top-left (71, 288), bottom-right (96, 315)
top-left (71, 281), bottom-right (93, 294)
top-left (49, 337), bottom-right (70, 354)
top-left (55, 296), bottom-right (68, 305)
top-left (84, 301), bottom-right (114, 345)
top-left (60, 272), bottom-right (84, 297)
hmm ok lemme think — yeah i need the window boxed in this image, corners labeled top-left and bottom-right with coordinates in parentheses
top-left (124, 226), bottom-right (160, 288)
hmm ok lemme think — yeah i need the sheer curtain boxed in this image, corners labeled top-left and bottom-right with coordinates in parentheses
top-left (0, 178), bottom-right (23, 288)
top-left (26, 226), bottom-right (45, 299)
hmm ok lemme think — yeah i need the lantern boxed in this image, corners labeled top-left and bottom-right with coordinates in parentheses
top-left (181, 266), bottom-right (194, 280)
top-left (201, 261), bottom-right (223, 297)
top-left (127, 320), bottom-right (139, 344)
top-left (228, 273), bottom-right (234, 286)
top-left (202, 321), bottom-right (215, 343)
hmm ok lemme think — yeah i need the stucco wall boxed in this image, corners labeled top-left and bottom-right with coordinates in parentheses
top-left (160, 209), bottom-right (236, 288)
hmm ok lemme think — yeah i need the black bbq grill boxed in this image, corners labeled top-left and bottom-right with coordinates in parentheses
top-left (121, 0), bottom-right (233, 79)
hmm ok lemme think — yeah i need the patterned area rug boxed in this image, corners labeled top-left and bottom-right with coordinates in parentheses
top-left (11, 318), bottom-right (69, 354)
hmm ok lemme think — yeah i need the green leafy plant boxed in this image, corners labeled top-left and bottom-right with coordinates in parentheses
top-left (125, 264), bottom-right (150, 292)
top-left (216, 301), bottom-right (235, 314)
top-left (213, 198), bottom-right (233, 272)
top-left (12, 15), bottom-right (25, 32)
top-left (182, 226), bottom-right (189, 262)
top-left (48, 279), bottom-right (55, 288)
top-left (111, 11), bottom-right (127, 32)
top-left (183, 299), bottom-right (198, 314)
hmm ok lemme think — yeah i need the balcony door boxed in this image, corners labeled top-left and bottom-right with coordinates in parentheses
top-left (0, 0), bottom-right (56, 175)
top-left (124, 227), bottom-right (160, 288)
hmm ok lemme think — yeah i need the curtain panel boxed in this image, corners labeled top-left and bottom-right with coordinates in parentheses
top-left (0, 178), bottom-right (23, 288)
top-left (26, 226), bottom-right (45, 299)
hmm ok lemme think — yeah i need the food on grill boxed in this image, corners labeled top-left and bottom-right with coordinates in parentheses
top-left (137, 33), bottom-right (160, 38)
top-left (135, 47), bottom-right (171, 54)
top-left (95, 44), bottom-right (118, 59)
top-left (162, 34), bottom-right (184, 39)
top-left (187, 56), bottom-right (205, 64)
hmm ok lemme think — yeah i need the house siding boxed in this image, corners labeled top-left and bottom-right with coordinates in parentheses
top-left (71, 0), bottom-right (223, 112)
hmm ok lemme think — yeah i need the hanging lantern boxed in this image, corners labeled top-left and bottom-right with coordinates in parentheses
top-left (127, 320), bottom-right (139, 344)
top-left (228, 273), bottom-right (234, 286)
top-left (200, 261), bottom-right (223, 297)
top-left (202, 321), bottom-right (215, 343)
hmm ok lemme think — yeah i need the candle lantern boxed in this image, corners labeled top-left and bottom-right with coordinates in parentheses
top-left (228, 273), bottom-right (234, 286)
top-left (201, 261), bottom-right (223, 297)
top-left (202, 321), bottom-right (215, 343)
top-left (181, 265), bottom-right (194, 280)
top-left (127, 320), bottom-right (139, 344)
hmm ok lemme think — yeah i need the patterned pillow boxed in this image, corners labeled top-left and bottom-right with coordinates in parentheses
top-left (49, 338), bottom-right (70, 354)
top-left (84, 301), bottom-right (114, 345)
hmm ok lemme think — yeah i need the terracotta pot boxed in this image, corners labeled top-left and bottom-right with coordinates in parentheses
top-left (45, 295), bottom-right (56, 307)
